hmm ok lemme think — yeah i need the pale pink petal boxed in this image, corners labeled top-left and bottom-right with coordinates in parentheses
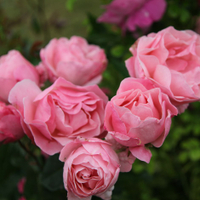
top-left (129, 146), bottom-right (152, 163)
top-left (0, 78), bottom-right (16, 102)
top-left (8, 79), bottom-right (41, 113)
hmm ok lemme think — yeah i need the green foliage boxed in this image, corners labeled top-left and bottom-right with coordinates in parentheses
top-left (127, 102), bottom-right (200, 200)
top-left (1, 0), bottom-right (200, 199)
top-left (66, 0), bottom-right (78, 11)
top-left (40, 154), bottom-right (64, 191)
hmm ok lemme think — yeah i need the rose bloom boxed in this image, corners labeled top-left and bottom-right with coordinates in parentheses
top-left (39, 36), bottom-right (107, 85)
top-left (98, 0), bottom-right (166, 34)
top-left (126, 26), bottom-right (200, 113)
top-left (0, 50), bottom-right (40, 102)
top-left (104, 78), bottom-right (178, 163)
top-left (59, 138), bottom-right (120, 200)
top-left (9, 77), bottom-right (108, 155)
top-left (0, 101), bottom-right (24, 144)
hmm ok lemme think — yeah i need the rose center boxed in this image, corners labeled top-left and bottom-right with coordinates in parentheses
top-left (77, 168), bottom-right (100, 190)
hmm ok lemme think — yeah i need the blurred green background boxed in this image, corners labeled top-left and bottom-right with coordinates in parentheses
top-left (0, 0), bottom-right (200, 199)
top-left (0, 0), bottom-right (102, 38)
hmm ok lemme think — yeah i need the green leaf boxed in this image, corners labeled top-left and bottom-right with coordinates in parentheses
top-left (66, 0), bottom-right (77, 11)
top-left (111, 45), bottom-right (125, 58)
top-left (181, 138), bottom-right (200, 150)
top-left (40, 154), bottom-right (64, 191)
top-left (178, 151), bottom-right (188, 163)
top-left (180, 9), bottom-right (190, 23)
top-left (167, 4), bottom-right (180, 18)
top-left (189, 149), bottom-right (200, 161)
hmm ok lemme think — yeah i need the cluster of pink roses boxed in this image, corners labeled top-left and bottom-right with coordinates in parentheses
top-left (1, 26), bottom-right (200, 200)
top-left (98, 0), bottom-right (166, 35)
top-left (0, 36), bottom-right (118, 200)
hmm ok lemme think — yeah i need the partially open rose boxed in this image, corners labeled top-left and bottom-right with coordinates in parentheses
top-left (59, 138), bottom-right (120, 200)
top-left (9, 77), bottom-right (108, 155)
top-left (104, 78), bottom-right (178, 163)
top-left (126, 26), bottom-right (200, 112)
top-left (40, 36), bottom-right (107, 86)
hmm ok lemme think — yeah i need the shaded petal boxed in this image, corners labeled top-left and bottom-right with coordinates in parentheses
top-left (129, 146), bottom-right (152, 163)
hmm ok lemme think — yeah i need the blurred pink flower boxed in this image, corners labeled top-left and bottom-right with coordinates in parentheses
top-left (101, 87), bottom-right (111, 95)
top-left (18, 197), bottom-right (26, 200)
top-left (0, 101), bottom-right (24, 144)
top-left (98, 0), bottom-right (166, 34)
top-left (17, 177), bottom-right (26, 194)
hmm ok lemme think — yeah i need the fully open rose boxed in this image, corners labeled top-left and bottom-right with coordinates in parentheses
top-left (59, 138), bottom-right (120, 200)
top-left (0, 101), bottom-right (24, 144)
top-left (39, 36), bottom-right (107, 86)
top-left (126, 26), bottom-right (200, 112)
top-left (104, 78), bottom-right (178, 163)
top-left (9, 77), bottom-right (108, 155)
top-left (0, 50), bottom-right (40, 102)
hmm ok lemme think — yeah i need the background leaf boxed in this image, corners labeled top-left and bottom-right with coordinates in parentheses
top-left (40, 154), bottom-right (64, 191)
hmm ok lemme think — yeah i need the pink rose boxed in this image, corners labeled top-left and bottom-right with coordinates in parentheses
top-left (126, 26), bottom-right (200, 112)
top-left (104, 78), bottom-right (178, 163)
top-left (40, 36), bottom-right (107, 86)
top-left (0, 50), bottom-right (40, 102)
top-left (124, 0), bottom-right (167, 32)
top-left (0, 101), bottom-right (24, 144)
top-left (9, 77), bottom-right (108, 155)
top-left (59, 138), bottom-right (120, 200)
top-left (98, 0), bottom-right (166, 34)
